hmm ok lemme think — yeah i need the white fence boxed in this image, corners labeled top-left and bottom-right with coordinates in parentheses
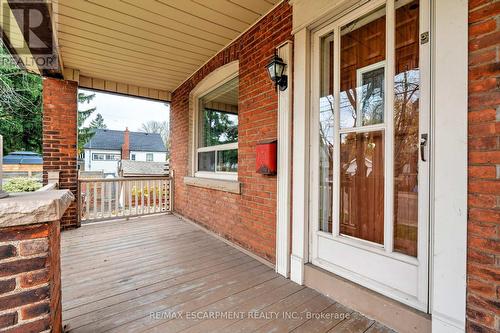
top-left (78, 176), bottom-right (172, 223)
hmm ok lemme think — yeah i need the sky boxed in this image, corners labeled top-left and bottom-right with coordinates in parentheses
top-left (78, 88), bottom-right (170, 132)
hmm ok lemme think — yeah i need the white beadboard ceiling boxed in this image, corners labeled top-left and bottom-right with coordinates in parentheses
top-left (53, 0), bottom-right (281, 93)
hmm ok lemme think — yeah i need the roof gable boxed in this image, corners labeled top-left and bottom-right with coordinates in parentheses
top-left (83, 129), bottom-right (167, 152)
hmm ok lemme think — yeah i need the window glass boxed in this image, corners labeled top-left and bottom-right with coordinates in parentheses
top-left (199, 77), bottom-right (239, 148)
top-left (319, 32), bottom-right (335, 233)
top-left (217, 149), bottom-right (238, 172)
top-left (198, 151), bottom-right (215, 172)
top-left (146, 153), bottom-right (153, 162)
top-left (338, 5), bottom-right (387, 244)
top-left (197, 75), bottom-right (239, 174)
top-left (92, 153), bottom-right (120, 161)
top-left (393, 0), bottom-right (420, 257)
top-left (340, 7), bottom-right (386, 128)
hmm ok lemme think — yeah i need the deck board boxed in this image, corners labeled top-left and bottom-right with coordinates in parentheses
top-left (61, 214), bottom-right (395, 333)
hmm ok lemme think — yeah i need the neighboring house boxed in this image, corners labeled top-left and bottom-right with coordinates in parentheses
top-left (83, 128), bottom-right (167, 176)
top-left (2, 151), bottom-right (43, 180)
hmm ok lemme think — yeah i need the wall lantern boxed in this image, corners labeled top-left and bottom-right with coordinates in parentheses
top-left (266, 51), bottom-right (288, 91)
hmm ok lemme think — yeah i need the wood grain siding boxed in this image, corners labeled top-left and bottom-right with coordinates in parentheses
top-left (60, 215), bottom-right (395, 333)
top-left (54, 0), bottom-right (281, 92)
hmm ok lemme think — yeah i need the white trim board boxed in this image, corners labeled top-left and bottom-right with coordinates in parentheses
top-left (430, 0), bottom-right (468, 331)
top-left (275, 41), bottom-right (293, 278)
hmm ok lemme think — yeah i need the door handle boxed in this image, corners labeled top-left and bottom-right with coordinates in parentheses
top-left (420, 134), bottom-right (428, 162)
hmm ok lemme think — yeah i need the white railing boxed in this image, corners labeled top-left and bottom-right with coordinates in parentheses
top-left (78, 176), bottom-right (172, 223)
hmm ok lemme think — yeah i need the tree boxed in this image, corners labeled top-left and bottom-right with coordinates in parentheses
top-left (202, 110), bottom-right (237, 146)
top-left (139, 120), bottom-right (170, 153)
top-left (0, 45), bottom-right (43, 155)
top-left (77, 92), bottom-right (96, 153)
top-left (89, 113), bottom-right (107, 130)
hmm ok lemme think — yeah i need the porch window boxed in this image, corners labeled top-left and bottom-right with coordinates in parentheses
top-left (196, 76), bottom-right (239, 179)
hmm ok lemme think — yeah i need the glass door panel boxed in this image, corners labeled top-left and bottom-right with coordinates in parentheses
top-left (340, 7), bottom-right (386, 128)
top-left (340, 131), bottom-right (385, 244)
top-left (319, 33), bottom-right (335, 233)
top-left (393, 0), bottom-right (420, 257)
top-left (339, 6), bottom-right (386, 243)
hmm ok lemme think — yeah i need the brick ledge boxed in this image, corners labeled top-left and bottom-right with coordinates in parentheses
top-left (183, 176), bottom-right (241, 194)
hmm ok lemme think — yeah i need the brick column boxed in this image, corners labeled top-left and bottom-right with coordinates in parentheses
top-left (42, 78), bottom-right (79, 228)
top-left (0, 222), bottom-right (61, 333)
top-left (467, 2), bottom-right (500, 332)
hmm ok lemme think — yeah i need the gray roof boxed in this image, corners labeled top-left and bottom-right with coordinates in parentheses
top-left (119, 160), bottom-right (169, 176)
top-left (3, 151), bottom-right (43, 165)
top-left (83, 129), bottom-right (167, 152)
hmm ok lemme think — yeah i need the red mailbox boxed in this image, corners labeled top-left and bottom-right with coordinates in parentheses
top-left (256, 140), bottom-right (277, 175)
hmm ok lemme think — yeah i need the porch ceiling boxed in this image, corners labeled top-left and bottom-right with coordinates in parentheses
top-left (53, 0), bottom-right (281, 94)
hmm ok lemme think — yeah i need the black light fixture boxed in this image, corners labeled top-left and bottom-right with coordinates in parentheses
top-left (266, 51), bottom-right (288, 91)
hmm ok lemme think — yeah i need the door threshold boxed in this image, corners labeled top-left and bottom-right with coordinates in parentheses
top-left (304, 264), bottom-right (431, 333)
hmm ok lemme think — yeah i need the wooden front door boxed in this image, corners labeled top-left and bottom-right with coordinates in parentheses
top-left (309, 0), bottom-right (430, 311)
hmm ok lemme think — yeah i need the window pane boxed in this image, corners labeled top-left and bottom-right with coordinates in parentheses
top-left (393, 0), bottom-right (420, 257)
top-left (340, 131), bottom-right (385, 245)
top-left (199, 77), bottom-right (239, 148)
top-left (198, 151), bottom-right (215, 172)
top-left (319, 32), bottom-right (335, 233)
top-left (340, 6), bottom-right (386, 128)
top-left (217, 149), bottom-right (238, 172)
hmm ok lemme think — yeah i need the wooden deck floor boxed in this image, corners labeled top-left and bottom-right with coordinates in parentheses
top-left (61, 214), bottom-right (395, 333)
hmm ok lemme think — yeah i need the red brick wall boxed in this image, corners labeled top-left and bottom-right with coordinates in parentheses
top-left (467, 1), bottom-right (500, 332)
top-left (171, 2), bottom-right (292, 262)
top-left (0, 222), bottom-right (62, 333)
top-left (43, 78), bottom-right (79, 229)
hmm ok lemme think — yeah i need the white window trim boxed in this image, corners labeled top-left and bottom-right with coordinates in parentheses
top-left (355, 60), bottom-right (386, 127)
top-left (196, 142), bottom-right (238, 180)
top-left (189, 61), bottom-right (239, 182)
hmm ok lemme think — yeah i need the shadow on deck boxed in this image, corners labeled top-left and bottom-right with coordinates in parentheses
top-left (61, 214), bottom-right (395, 333)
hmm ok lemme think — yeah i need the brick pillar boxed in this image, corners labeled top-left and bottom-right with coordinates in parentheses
top-left (467, 1), bottom-right (500, 332)
top-left (42, 78), bottom-right (79, 228)
top-left (0, 222), bottom-right (61, 332)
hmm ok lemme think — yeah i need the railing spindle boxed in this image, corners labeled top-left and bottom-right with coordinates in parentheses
top-left (146, 180), bottom-right (150, 213)
top-left (93, 182), bottom-right (97, 219)
top-left (101, 181), bottom-right (105, 219)
top-left (115, 181), bottom-right (119, 217)
top-left (130, 181), bottom-right (132, 215)
top-left (159, 179), bottom-right (162, 211)
top-left (85, 183), bottom-right (90, 221)
top-left (154, 180), bottom-right (157, 212)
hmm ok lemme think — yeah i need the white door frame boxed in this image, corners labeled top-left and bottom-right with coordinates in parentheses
top-left (308, 0), bottom-right (429, 311)
top-left (290, 0), bottom-right (467, 331)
